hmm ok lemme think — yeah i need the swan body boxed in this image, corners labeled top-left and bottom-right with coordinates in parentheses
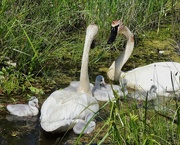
top-left (40, 24), bottom-right (99, 134)
top-left (40, 90), bottom-right (98, 132)
top-left (64, 81), bottom-right (94, 92)
top-left (121, 62), bottom-right (180, 96)
top-left (107, 20), bottom-right (180, 96)
top-left (130, 85), bottom-right (157, 101)
top-left (6, 96), bottom-right (39, 117)
top-left (92, 75), bottom-right (128, 101)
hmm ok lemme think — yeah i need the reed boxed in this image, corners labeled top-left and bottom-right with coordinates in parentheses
top-left (1, 0), bottom-right (177, 74)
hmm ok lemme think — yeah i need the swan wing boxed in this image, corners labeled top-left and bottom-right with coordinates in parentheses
top-left (40, 90), bottom-right (98, 132)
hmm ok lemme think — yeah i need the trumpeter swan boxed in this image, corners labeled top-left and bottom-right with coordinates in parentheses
top-left (40, 24), bottom-right (99, 134)
top-left (92, 75), bottom-right (128, 101)
top-left (107, 19), bottom-right (180, 96)
top-left (6, 96), bottom-right (39, 117)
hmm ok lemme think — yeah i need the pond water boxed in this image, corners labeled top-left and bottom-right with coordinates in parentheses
top-left (0, 101), bottom-right (110, 145)
top-left (0, 114), bottom-right (91, 145)
top-left (0, 114), bottom-right (40, 145)
top-left (0, 114), bottom-right (92, 145)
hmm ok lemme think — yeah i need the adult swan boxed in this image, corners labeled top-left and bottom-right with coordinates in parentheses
top-left (40, 24), bottom-right (99, 134)
top-left (107, 19), bottom-right (180, 96)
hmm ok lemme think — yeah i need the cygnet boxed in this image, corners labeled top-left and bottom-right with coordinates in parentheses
top-left (6, 96), bottom-right (39, 117)
top-left (92, 75), bottom-right (128, 101)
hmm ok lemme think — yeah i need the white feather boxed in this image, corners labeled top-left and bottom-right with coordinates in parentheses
top-left (107, 20), bottom-right (180, 96)
top-left (6, 96), bottom-right (39, 117)
top-left (40, 24), bottom-right (99, 134)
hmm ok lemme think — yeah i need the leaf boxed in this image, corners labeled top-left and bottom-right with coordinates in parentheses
top-left (29, 86), bottom-right (44, 95)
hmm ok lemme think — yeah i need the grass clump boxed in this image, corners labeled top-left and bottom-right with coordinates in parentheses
top-left (1, 0), bottom-right (179, 75)
top-left (81, 91), bottom-right (180, 145)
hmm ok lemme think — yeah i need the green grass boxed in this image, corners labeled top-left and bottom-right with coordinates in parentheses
top-left (73, 92), bottom-right (179, 145)
top-left (1, 0), bottom-right (178, 75)
top-left (0, 0), bottom-right (180, 144)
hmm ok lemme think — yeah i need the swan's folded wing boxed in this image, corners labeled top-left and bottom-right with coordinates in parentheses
top-left (40, 90), bottom-right (98, 132)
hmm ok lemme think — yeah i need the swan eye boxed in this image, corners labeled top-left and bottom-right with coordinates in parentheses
top-left (175, 72), bottom-right (178, 76)
top-left (111, 25), bottom-right (119, 32)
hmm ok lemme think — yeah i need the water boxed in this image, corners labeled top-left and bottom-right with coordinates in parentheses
top-left (0, 114), bottom-right (79, 145)
top-left (0, 114), bottom-right (39, 145)
top-left (0, 101), bottom-right (110, 145)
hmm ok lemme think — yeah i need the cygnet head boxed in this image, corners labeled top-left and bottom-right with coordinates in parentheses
top-left (28, 96), bottom-right (39, 108)
top-left (149, 85), bottom-right (157, 93)
top-left (95, 75), bottom-right (106, 88)
top-left (120, 78), bottom-right (127, 87)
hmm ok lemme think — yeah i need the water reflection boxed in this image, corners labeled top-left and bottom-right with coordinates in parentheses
top-left (0, 114), bottom-right (90, 145)
top-left (6, 115), bottom-right (38, 127)
top-left (0, 114), bottom-right (39, 145)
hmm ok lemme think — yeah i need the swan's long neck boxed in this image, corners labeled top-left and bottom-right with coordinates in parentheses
top-left (108, 26), bottom-right (134, 81)
top-left (78, 27), bottom-right (96, 94)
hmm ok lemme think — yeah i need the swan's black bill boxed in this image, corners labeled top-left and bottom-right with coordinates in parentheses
top-left (107, 25), bottom-right (119, 44)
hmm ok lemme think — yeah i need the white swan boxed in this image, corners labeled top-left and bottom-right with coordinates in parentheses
top-left (6, 96), bottom-right (39, 117)
top-left (107, 19), bottom-right (180, 96)
top-left (130, 85), bottom-right (157, 101)
top-left (92, 75), bottom-right (128, 101)
top-left (40, 24), bottom-right (99, 134)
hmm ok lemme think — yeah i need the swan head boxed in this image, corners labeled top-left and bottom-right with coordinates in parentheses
top-left (95, 75), bottom-right (106, 88)
top-left (107, 19), bottom-right (124, 44)
top-left (28, 96), bottom-right (39, 108)
top-left (86, 24), bottom-right (98, 41)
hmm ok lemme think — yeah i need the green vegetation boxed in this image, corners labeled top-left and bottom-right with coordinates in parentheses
top-left (0, 0), bottom-right (180, 144)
